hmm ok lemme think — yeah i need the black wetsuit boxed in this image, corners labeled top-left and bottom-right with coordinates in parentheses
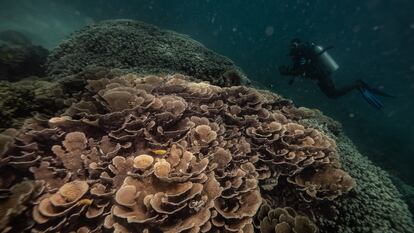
top-left (280, 41), bottom-right (361, 99)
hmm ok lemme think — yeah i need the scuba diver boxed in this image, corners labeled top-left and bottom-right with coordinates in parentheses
top-left (278, 38), bottom-right (393, 109)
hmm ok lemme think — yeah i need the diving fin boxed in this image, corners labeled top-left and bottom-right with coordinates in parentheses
top-left (365, 87), bottom-right (394, 98)
top-left (359, 87), bottom-right (384, 110)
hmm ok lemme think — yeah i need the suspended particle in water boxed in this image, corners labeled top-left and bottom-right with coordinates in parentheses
top-left (372, 25), bottom-right (383, 31)
top-left (387, 110), bottom-right (396, 118)
top-left (265, 26), bottom-right (274, 36)
top-left (352, 25), bottom-right (361, 33)
top-left (349, 113), bottom-right (355, 118)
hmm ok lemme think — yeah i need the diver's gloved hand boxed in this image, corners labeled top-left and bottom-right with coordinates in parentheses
top-left (278, 65), bottom-right (291, 75)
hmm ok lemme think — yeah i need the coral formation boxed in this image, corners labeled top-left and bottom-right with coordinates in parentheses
top-left (1, 19), bottom-right (252, 130)
top-left (283, 107), bottom-right (342, 136)
top-left (390, 175), bottom-right (414, 218)
top-left (254, 200), bottom-right (318, 233)
top-left (327, 135), bottom-right (414, 233)
top-left (0, 66), bottom-right (123, 131)
top-left (0, 78), bottom-right (66, 130)
top-left (0, 73), bottom-right (355, 232)
top-left (0, 30), bottom-right (49, 81)
top-left (297, 108), bottom-right (414, 233)
top-left (46, 19), bottom-right (250, 86)
top-left (0, 180), bottom-right (44, 232)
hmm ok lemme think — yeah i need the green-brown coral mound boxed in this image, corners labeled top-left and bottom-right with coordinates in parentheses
top-left (0, 30), bottom-right (49, 81)
top-left (0, 73), bottom-right (354, 232)
top-left (0, 78), bottom-right (66, 130)
top-left (47, 19), bottom-right (250, 87)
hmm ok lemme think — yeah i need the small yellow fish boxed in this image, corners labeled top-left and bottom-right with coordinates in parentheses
top-left (152, 149), bottom-right (167, 155)
top-left (78, 198), bottom-right (93, 206)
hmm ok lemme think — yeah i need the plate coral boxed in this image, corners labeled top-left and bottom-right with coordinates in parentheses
top-left (0, 73), bottom-right (362, 232)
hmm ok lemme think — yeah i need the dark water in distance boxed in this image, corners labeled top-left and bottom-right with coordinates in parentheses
top-left (1, 0), bottom-right (414, 185)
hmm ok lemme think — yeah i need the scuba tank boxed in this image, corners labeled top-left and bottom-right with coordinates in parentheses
top-left (313, 45), bottom-right (339, 74)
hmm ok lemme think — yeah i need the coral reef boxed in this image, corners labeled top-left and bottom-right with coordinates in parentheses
top-left (0, 78), bottom-right (66, 130)
top-left (390, 175), bottom-right (414, 218)
top-left (0, 66), bottom-right (122, 131)
top-left (0, 30), bottom-right (49, 81)
top-left (0, 180), bottom-right (44, 232)
top-left (284, 107), bottom-right (342, 136)
top-left (1, 20), bottom-right (251, 131)
top-left (297, 108), bottom-right (414, 233)
top-left (329, 136), bottom-right (414, 233)
top-left (254, 200), bottom-right (318, 233)
top-left (0, 73), bottom-right (354, 232)
top-left (46, 20), bottom-right (250, 87)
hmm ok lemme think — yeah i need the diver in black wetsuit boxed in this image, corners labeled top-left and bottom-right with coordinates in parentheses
top-left (278, 38), bottom-right (392, 109)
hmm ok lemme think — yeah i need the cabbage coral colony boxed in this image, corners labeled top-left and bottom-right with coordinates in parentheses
top-left (0, 73), bottom-right (356, 232)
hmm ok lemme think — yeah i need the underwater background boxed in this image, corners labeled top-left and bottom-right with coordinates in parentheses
top-left (2, 0), bottom-right (412, 186)
top-left (0, 0), bottom-right (414, 231)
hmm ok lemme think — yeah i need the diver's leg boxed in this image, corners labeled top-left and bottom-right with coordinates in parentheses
top-left (317, 77), bottom-right (390, 109)
top-left (316, 76), bottom-right (358, 99)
